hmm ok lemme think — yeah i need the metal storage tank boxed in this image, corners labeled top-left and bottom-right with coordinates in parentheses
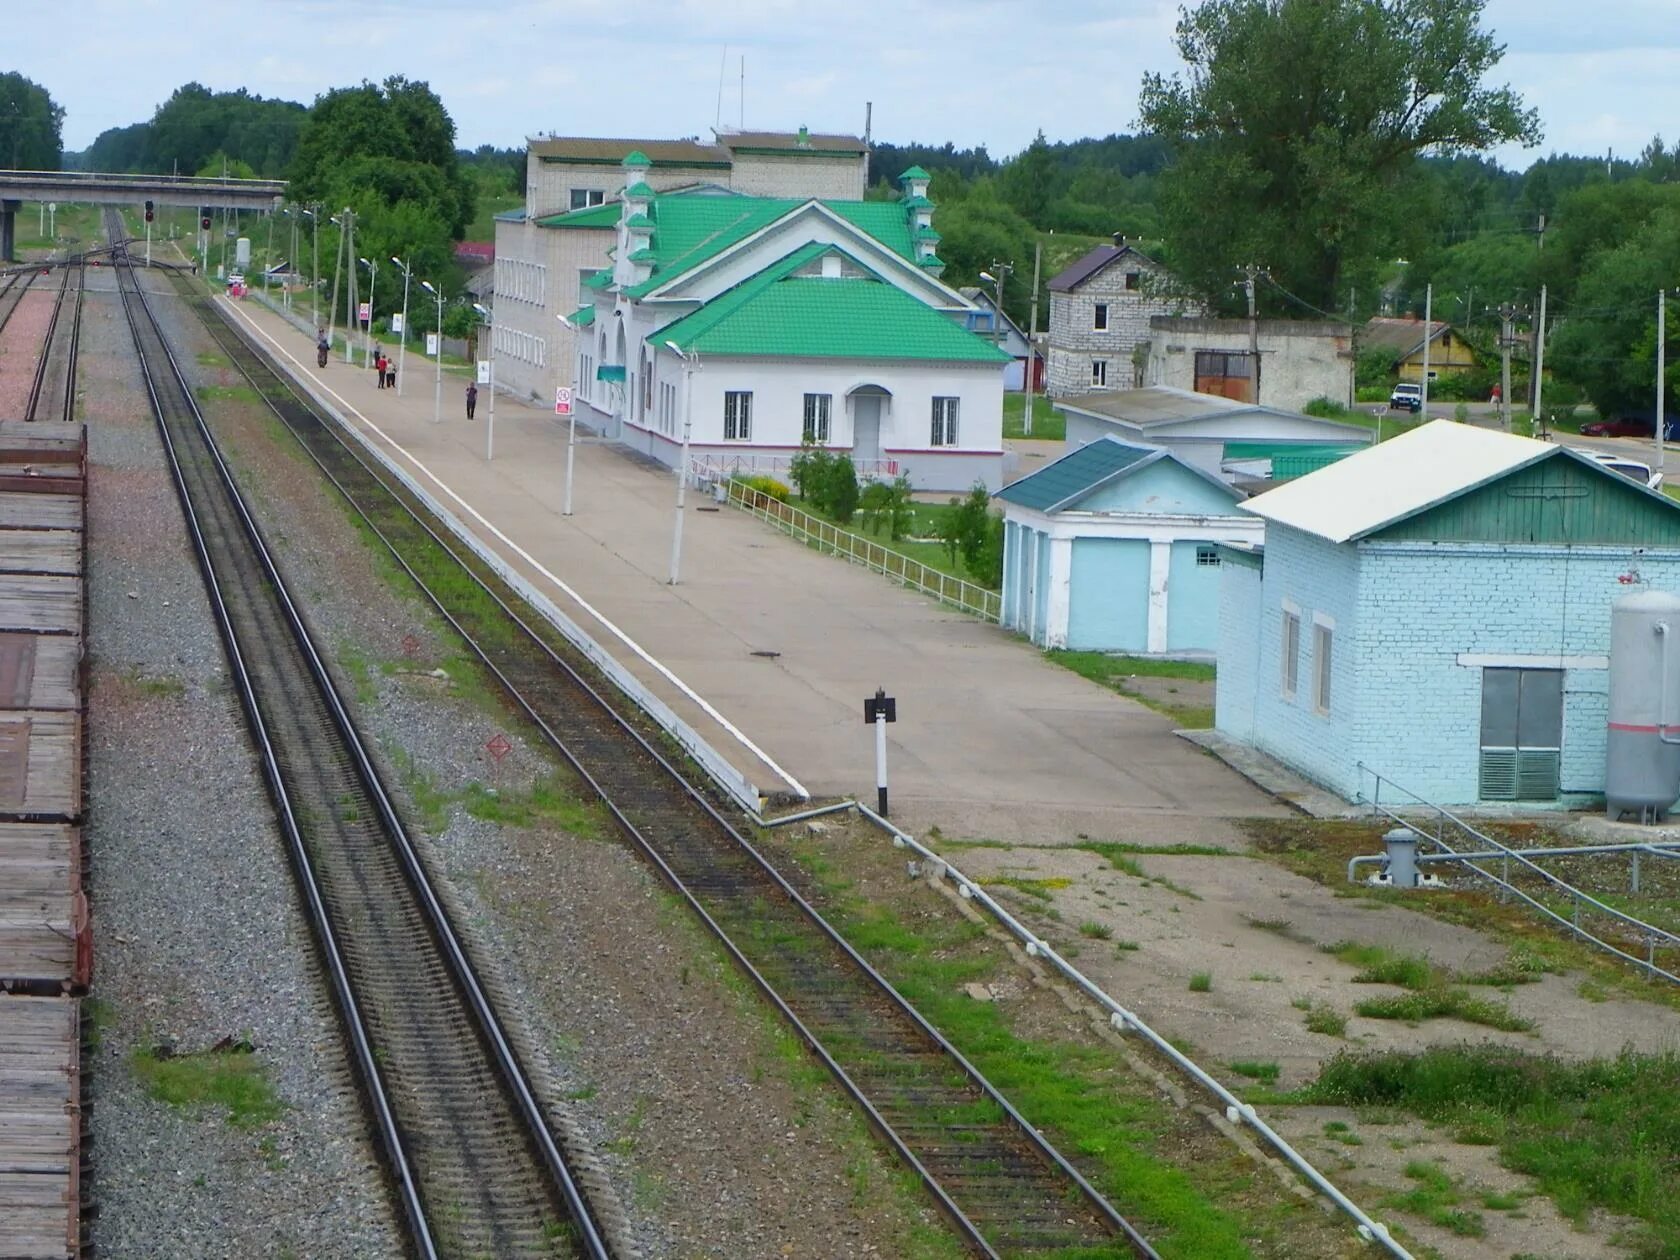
top-left (1606, 588), bottom-right (1680, 820)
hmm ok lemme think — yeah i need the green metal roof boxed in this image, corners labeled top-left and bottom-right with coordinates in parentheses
top-left (597, 364), bottom-right (626, 382)
top-left (996, 437), bottom-right (1163, 512)
top-left (534, 201), bottom-right (622, 229)
top-left (900, 195), bottom-right (934, 210)
top-left (624, 182), bottom-right (656, 198)
top-left (566, 305), bottom-right (596, 327)
top-left (620, 194), bottom-right (919, 298)
top-left (919, 254), bottom-right (946, 268)
top-left (656, 244), bottom-right (1011, 362)
top-left (915, 226), bottom-right (942, 241)
top-left (1224, 441), bottom-right (1364, 482)
top-left (899, 165), bottom-right (931, 180)
top-left (625, 213), bottom-right (654, 229)
top-left (583, 269), bottom-right (615, 290)
top-left (627, 248), bottom-right (656, 262)
top-left (622, 150), bottom-right (652, 167)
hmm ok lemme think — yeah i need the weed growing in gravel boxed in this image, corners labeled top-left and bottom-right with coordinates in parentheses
top-left (131, 1043), bottom-right (281, 1128)
top-left (386, 745), bottom-right (451, 833)
top-left (1078, 920), bottom-right (1113, 940)
top-left (1188, 972), bottom-right (1213, 992)
top-left (1321, 1120), bottom-right (1362, 1146)
top-left (461, 776), bottom-right (606, 837)
top-left (979, 875), bottom-right (1069, 902)
top-left (194, 384), bottom-right (262, 406)
top-left (1325, 941), bottom-right (1437, 989)
top-left (1353, 989), bottom-right (1533, 1032)
top-left (1383, 1161), bottom-right (1485, 1238)
top-left (1114, 940), bottom-right (1141, 954)
top-left (1302, 1004), bottom-right (1348, 1037)
top-left (1230, 1061), bottom-right (1279, 1082)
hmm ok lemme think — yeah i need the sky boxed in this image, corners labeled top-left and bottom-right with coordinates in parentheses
top-left (14, 0), bottom-right (1680, 170)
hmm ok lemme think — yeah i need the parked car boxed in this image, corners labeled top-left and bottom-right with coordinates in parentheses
top-left (1578, 416), bottom-right (1653, 438)
top-left (1389, 382), bottom-right (1422, 413)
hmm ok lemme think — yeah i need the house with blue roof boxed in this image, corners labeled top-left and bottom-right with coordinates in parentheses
top-left (1215, 420), bottom-right (1680, 807)
top-left (553, 156), bottom-right (1009, 491)
top-left (995, 436), bottom-right (1261, 654)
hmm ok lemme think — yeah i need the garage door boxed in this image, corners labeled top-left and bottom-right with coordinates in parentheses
top-left (1167, 542), bottom-right (1222, 652)
top-left (1067, 539), bottom-right (1149, 651)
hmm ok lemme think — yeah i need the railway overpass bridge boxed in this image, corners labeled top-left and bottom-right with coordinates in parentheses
top-left (0, 169), bottom-right (287, 259)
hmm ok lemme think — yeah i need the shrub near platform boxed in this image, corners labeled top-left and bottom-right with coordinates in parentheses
top-left (732, 474), bottom-right (789, 502)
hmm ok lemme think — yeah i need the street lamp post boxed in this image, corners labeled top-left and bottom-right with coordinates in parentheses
top-left (359, 256), bottom-right (379, 371)
top-left (390, 256), bottom-right (412, 397)
top-left (664, 340), bottom-right (698, 585)
top-left (557, 312), bottom-right (581, 515)
top-left (420, 279), bottom-right (444, 425)
top-left (472, 302), bottom-right (497, 462)
top-left (301, 206), bottom-right (319, 329)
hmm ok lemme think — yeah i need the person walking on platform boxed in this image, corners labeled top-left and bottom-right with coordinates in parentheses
top-left (465, 381), bottom-right (479, 420)
top-left (317, 329), bottom-right (329, 368)
top-left (374, 351), bottom-right (386, 388)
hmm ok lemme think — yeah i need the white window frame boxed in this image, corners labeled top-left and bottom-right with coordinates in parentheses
top-left (1093, 302), bottom-right (1109, 331)
top-left (577, 268), bottom-right (596, 305)
top-left (570, 187), bottom-right (606, 210)
top-left (931, 396), bottom-right (959, 447)
top-left (1280, 601), bottom-right (1301, 701)
top-left (724, 390), bottom-right (753, 442)
top-left (1091, 359), bottom-right (1108, 387)
top-left (803, 393), bottom-right (832, 444)
top-left (1312, 612), bottom-right (1335, 716)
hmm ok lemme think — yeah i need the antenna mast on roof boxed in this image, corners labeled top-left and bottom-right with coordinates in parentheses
top-left (864, 102), bottom-right (873, 151)
top-left (740, 55), bottom-right (745, 129)
top-left (715, 46), bottom-right (728, 130)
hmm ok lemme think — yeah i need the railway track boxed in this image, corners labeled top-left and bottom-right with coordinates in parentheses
top-left (0, 268), bottom-right (36, 342)
top-left (189, 284), bottom-right (1160, 1258)
top-left (106, 223), bottom-right (613, 1259)
top-left (26, 257), bottom-right (83, 422)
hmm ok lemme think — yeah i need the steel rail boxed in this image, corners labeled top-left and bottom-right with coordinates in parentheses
top-left (113, 238), bottom-right (609, 1259)
top-left (194, 287), bottom-right (1159, 1259)
top-left (26, 258), bottom-right (82, 422)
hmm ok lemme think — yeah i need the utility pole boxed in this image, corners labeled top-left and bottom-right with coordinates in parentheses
top-left (327, 212), bottom-right (345, 357)
top-left (1498, 303), bottom-right (1517, 433)
top-left (1660, 289), bottom-right (1668, 479)
top-left (1421, 283), bottom-right (1432, 420)
top-left (1023, 238), bottom-right (1042, 436)
top-left (1243, 265), bottom-right (1261, 405)
top-left (1533, 285), bottom-right (1548, 435)
top-left (343, 210), bottom-right (357, 364)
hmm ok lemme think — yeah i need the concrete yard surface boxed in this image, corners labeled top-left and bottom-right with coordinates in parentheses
top-left (224, 294), bottom-right (1284, 846)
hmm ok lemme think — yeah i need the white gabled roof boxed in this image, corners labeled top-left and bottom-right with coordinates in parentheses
top-left (1241, 420), bottom-right (1555, 544)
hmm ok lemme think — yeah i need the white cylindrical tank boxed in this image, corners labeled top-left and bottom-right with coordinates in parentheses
top-left (235, 237), bottom-right (251, 267)
top-left (1606, 588), bottom-right (1680, 820)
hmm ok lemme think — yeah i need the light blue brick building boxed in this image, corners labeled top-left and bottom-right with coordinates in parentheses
top-left (1216, 421), bottom-right (1680, 806)
top-left (997, 436), bottom-right (1261, 654)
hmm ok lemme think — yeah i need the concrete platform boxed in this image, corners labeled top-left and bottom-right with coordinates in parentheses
top-left (223, 294), bottom-right (1285, 845)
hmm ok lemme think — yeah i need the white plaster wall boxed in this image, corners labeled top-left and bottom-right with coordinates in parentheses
top-left (727, 153), bottom-right (867, 199)
top-left (1143, 321), bottom-right (1354, 411)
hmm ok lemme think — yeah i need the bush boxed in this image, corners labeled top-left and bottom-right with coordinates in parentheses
top-left (824, 457), bottom-right (859, 524)
top-left (733, 474), bottom-right (789, 502)
top-left (1302, 396), bottom-right (1353, 419)
top-left (789, 443), bottom-right (834, 505)
top-left (858, 474), bottom-right (914, 539)
top-left (938, 482), bottom-right (1006, 588)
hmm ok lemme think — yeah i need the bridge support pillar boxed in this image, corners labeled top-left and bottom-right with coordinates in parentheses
top-left (0, 200), bottom-right (18, 263)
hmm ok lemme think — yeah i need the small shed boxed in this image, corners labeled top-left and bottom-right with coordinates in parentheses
top-left (1361, 317), bottom-right (1478, 382)
top-left (1055, 386), bottom-right (1372, 484)
top-left (997, 436), bottom-right (1262, 654)
top-left (1215, 420), bottom-right (1680, 806)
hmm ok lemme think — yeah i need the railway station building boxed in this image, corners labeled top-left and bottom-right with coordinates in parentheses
top-left (554, 158), bottom-right (1008, 492)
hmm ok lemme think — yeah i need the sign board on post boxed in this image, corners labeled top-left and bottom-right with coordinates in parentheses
top-left (555, 386), bottom-right (572, 416)
top-left (390, 313), bottom-right (404, 334)
top-left (426, 332), bottom-right (439, 357)
top-left (476, 360), bottom-right (491, 385)
top-left (357, 301), bottom-right (371, 324)
top-left (863, 687), bottom-right (897, 816)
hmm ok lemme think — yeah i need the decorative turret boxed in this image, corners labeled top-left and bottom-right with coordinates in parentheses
top-left (617, 151), bottom-right (657, 287)
top-left (899, 166), bottom-right (940, 266)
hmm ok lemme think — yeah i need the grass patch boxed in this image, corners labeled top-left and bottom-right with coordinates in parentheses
top-left (1188, 971), bottom-right (1213, 993)
top-left (1003, 393), bottom-right (1064, 440)
top-left (1353, 989), bottom-right (1533, 1032)
top-left (131, 1043), bottom-right (282, 1128)
top-left (1294, 1046), bottom-right (1680, 1255)
top-left (1384, 1160), bottom-right (1485, 1237)
top-left (460, 775), bottom-right (606, 837)
top-left (1325, 941), bottom-right (1438, 990)
top-left (121, 666), bottom-right (186, 699)
top-left (196, 351), bottom-right (229, 368)
top-left (979, 875), bottom-right (1069, 902)
top-left (1230, 1060), bottom-right (1279, 1083)
top-left (195, 384), bottom-right (262, 406)
top-left (1077, 920), bottom-right (1113, 940)
top-left (1045, 650), bottom-right (1214, 728)
top-left (1115, 939), bottom-right (1141, 954)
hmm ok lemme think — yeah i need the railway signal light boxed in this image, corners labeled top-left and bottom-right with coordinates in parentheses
top-left (144, 200), bottom-right (154, 223)
top-left (200, 207), bottom-right (212, 231)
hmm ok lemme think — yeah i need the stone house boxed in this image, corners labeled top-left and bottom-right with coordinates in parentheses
top-left (1044, 243), bottom-right (1201, 398)
top-left (1140, 317), bottom-right (1355, 412)
top-left (1215, 420), bottom-right (1680, 806)
top-left (492, 127), bottom-right (868, 405)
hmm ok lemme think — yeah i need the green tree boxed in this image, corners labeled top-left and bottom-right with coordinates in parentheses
top-left (1002, 130), bottom-right (1058, 228)
top-left (0, 72), bottom-right (65, 169)
top-left (1139, 0), bottom-right (1540, 312)
top-left (934, 183), bottom-right (1036, 322)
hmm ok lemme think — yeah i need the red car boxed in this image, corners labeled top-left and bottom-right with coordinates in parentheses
top-left (1579, 417), bottom-right (1654, 438)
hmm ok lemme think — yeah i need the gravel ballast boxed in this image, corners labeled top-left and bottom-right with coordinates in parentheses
top-left (83, 268), bottom-right (401, 1258)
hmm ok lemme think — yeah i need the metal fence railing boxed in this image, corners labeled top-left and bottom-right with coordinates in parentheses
top-left (691, 452), bottom-right (900, 483)
top-left (721, 478), bottom-right (1001, 622)
top-left (1357, 763), bottom-right (1680, 984)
